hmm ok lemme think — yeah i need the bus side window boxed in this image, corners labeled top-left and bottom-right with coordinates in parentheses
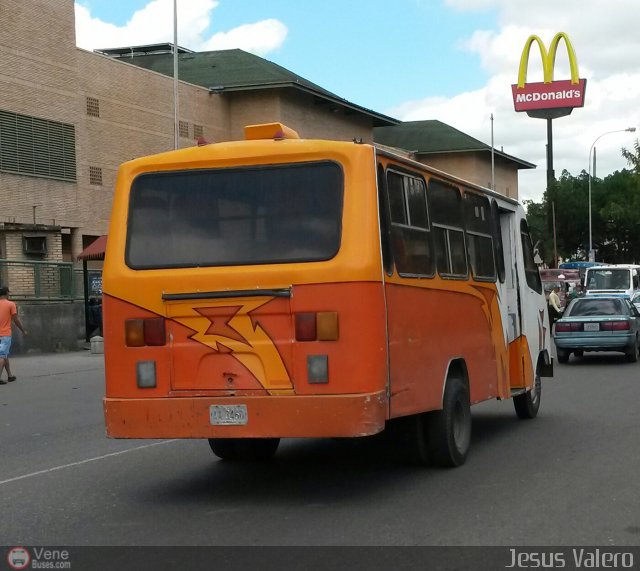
top-left (386, 169), bottom-right (434, 277)
top-left (428, 179), bottom-right (468, 278)
top-left (490, 200), bottom-right (506, 283)
top-left (377, 163), bottom-right (394, 276)
top-left (463, 191), bottom-right (496, 282)
top-left (520, 219), bottom-right (542, 294)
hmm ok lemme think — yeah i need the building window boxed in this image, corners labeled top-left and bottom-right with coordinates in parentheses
top-left (89, 166), bottom-right (103, 186)
top-left (179, 121), bottom-right (189, 138)
top-left (86, 97), bottom-right (100, 118)
top-left (193, 124), bottom-right (204, 139)
top-left (0, 109), bottom-right (77, 182)
top-left (23, 236), bottom-right (47, 256)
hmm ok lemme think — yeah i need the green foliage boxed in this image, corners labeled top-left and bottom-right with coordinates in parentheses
top-left (525, 140), bottom-right (640, 266)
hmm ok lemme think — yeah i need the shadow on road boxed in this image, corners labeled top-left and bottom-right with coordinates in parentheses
top-left (556, 351), bottom-right (637, 367)
top-left (132, 407), bottom-right (537, 506)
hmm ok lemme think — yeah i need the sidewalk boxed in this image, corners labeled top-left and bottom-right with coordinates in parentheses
top-left (7, 349), bottom-right (104, 379)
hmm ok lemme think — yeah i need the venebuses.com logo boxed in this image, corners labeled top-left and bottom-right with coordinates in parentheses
top-left (6, 546), bottom-right (72, 569)
top-left (7, 547), bottom-right (30, 570)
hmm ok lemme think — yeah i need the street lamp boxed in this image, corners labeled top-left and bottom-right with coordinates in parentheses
top-left (588, 127), bottom-right (636, 261)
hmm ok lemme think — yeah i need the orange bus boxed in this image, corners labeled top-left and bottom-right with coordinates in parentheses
top-left (103, 122), bottom-right (553, 467)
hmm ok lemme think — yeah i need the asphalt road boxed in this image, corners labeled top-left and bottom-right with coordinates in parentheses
top-left (1, 349), bottom-right (640, 547)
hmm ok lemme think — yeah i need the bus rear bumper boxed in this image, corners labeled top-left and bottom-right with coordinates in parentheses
top-left (104, 391), bottom-right (388, 439)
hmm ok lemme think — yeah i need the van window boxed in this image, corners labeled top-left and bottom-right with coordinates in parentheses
top-left (126, 162), bottom-right (343, 269)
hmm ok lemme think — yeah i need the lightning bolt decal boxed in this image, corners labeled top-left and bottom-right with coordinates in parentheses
top-left (172, 297), bottom-right (293, 393)
top-left (196, 306), bottom-right (249, 345)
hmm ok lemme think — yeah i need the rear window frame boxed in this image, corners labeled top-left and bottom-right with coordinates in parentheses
top-left (124, 160), bottom-right (345, 270)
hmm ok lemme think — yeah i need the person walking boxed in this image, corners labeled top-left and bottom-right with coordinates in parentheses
top-left (548, 285), bottom-right (562, 325)
top-left (0, 286), bottom-right (27, 384)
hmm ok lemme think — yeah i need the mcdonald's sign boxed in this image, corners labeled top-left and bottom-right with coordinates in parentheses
top-left (511, 32), bottom-right (586, 118)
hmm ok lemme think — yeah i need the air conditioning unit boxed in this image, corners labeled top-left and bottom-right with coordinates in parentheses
top-left (23, 236), bottom-right (47, 255)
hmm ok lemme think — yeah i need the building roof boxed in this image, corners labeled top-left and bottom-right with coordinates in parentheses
top-left (96, 46), bottom-right (399, 128)
top-left (374, 120), bottom-right (535, 170)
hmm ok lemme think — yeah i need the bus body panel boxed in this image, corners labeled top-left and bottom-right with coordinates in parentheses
top-left (385, 279), bottom-right (504, 418)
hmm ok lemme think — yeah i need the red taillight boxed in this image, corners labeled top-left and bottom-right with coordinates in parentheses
top-left (555, 322), bottom-right (576, 332)
top-left (601, 320), bottom-right (631, 331)
top-left (144, 317), bottom-right (166, 345)
top-left (125, 317), bottom-right (166, 347)
top-left (295, 312), bottom-right (339, 342)
top-left (295, 313), bottom-right (317, 341)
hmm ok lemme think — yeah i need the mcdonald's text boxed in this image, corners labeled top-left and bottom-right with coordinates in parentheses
top-left (511, 78), bottom-right (586, 112)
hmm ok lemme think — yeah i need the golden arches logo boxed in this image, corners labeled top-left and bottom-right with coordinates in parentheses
top-left (517, 32), bottom-right (580, 88)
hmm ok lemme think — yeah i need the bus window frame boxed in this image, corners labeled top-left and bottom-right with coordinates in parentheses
top-left (520, 218), bottom-right (543, 294)
top-left (428, 178), bottom-right (469, 280)
top-left (463, 190), bottom-right (497, 283)
top-left (385, 167), bottom-right (436, 279)
top-left (124, 160), bottom-right (345, 270)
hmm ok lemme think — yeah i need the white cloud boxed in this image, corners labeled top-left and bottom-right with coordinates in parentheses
top-left (201, 19), bottom-right (287, 56)
top-left (74, 0), bottom-right (287, 56)
top-left (392, 1), bottom-right (640, 203)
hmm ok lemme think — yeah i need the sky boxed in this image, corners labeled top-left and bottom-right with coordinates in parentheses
top-left (74, 0), bottom-right (640, 203)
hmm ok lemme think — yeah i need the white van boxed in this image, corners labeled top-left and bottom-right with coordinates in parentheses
top-left (584, 264), bottom-right (640, 298)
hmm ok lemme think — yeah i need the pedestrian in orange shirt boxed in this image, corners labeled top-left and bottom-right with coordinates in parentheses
top-left (0, 286), bottom-right (27, 384)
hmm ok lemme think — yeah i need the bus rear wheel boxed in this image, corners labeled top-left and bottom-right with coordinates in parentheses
top-left (425, 376), bottom-right (472, 467)
top-left (514, 372), bottom-right (541, 419)
top-left (208, 438), bottom-right (280, 461)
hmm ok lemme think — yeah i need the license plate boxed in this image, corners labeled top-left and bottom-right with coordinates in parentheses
top-left (584, 323), bottom-right (600, 332)
top-left (210, 405), bottom-right (248, 426)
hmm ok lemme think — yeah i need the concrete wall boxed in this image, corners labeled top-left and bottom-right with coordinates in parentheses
top-left (10, 302), bottom-right (85, 355)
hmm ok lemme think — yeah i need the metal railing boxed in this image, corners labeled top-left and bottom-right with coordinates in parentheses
top-left (0, 259), bottom-right (101, 301)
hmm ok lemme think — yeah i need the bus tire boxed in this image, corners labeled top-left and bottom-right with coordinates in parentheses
top-left (556, 348), bottom-right (570, 363)
top-left (208, 438), bottom-right (239, 460)
top-left (425, 376), bottom-right (471, 468)
top-left (235, 438), bottom-right (280, 461)
top-left (514, 371), bottom-right (541, 420)
top-left (208, 438), bottom-right (280, 461)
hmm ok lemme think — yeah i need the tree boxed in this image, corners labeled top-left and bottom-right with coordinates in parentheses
top-left (621, 139), bottom-right (640, 175)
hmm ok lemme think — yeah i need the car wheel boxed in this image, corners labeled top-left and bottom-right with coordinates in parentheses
top-left (514, 371), bottom-right (541, 420)
top-left (573, 350), bottom-right (584, 358)
top-left (556, 348), bottom-right (570, 364)
top-left (625, 337), bottom-right (639, 363)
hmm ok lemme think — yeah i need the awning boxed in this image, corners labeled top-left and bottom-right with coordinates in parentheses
top-left (77, 235), bottom-right (107, 261)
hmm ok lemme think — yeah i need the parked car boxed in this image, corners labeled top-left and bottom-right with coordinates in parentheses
top-left (553, 296), bottom-right (640, 363)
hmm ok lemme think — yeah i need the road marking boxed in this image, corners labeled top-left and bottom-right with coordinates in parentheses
top-left (0, 440), bottom-right (178, 486)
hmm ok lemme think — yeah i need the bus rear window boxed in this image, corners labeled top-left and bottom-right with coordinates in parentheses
top-left (126, 162), bottom-right (343, 269)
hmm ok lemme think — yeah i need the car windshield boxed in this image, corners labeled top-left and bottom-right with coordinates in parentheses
top-left (566, 298), bottom-right (626, 317)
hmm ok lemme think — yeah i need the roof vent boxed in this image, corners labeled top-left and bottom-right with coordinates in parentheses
top-left (244, 123), bottom-right (300, 141)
